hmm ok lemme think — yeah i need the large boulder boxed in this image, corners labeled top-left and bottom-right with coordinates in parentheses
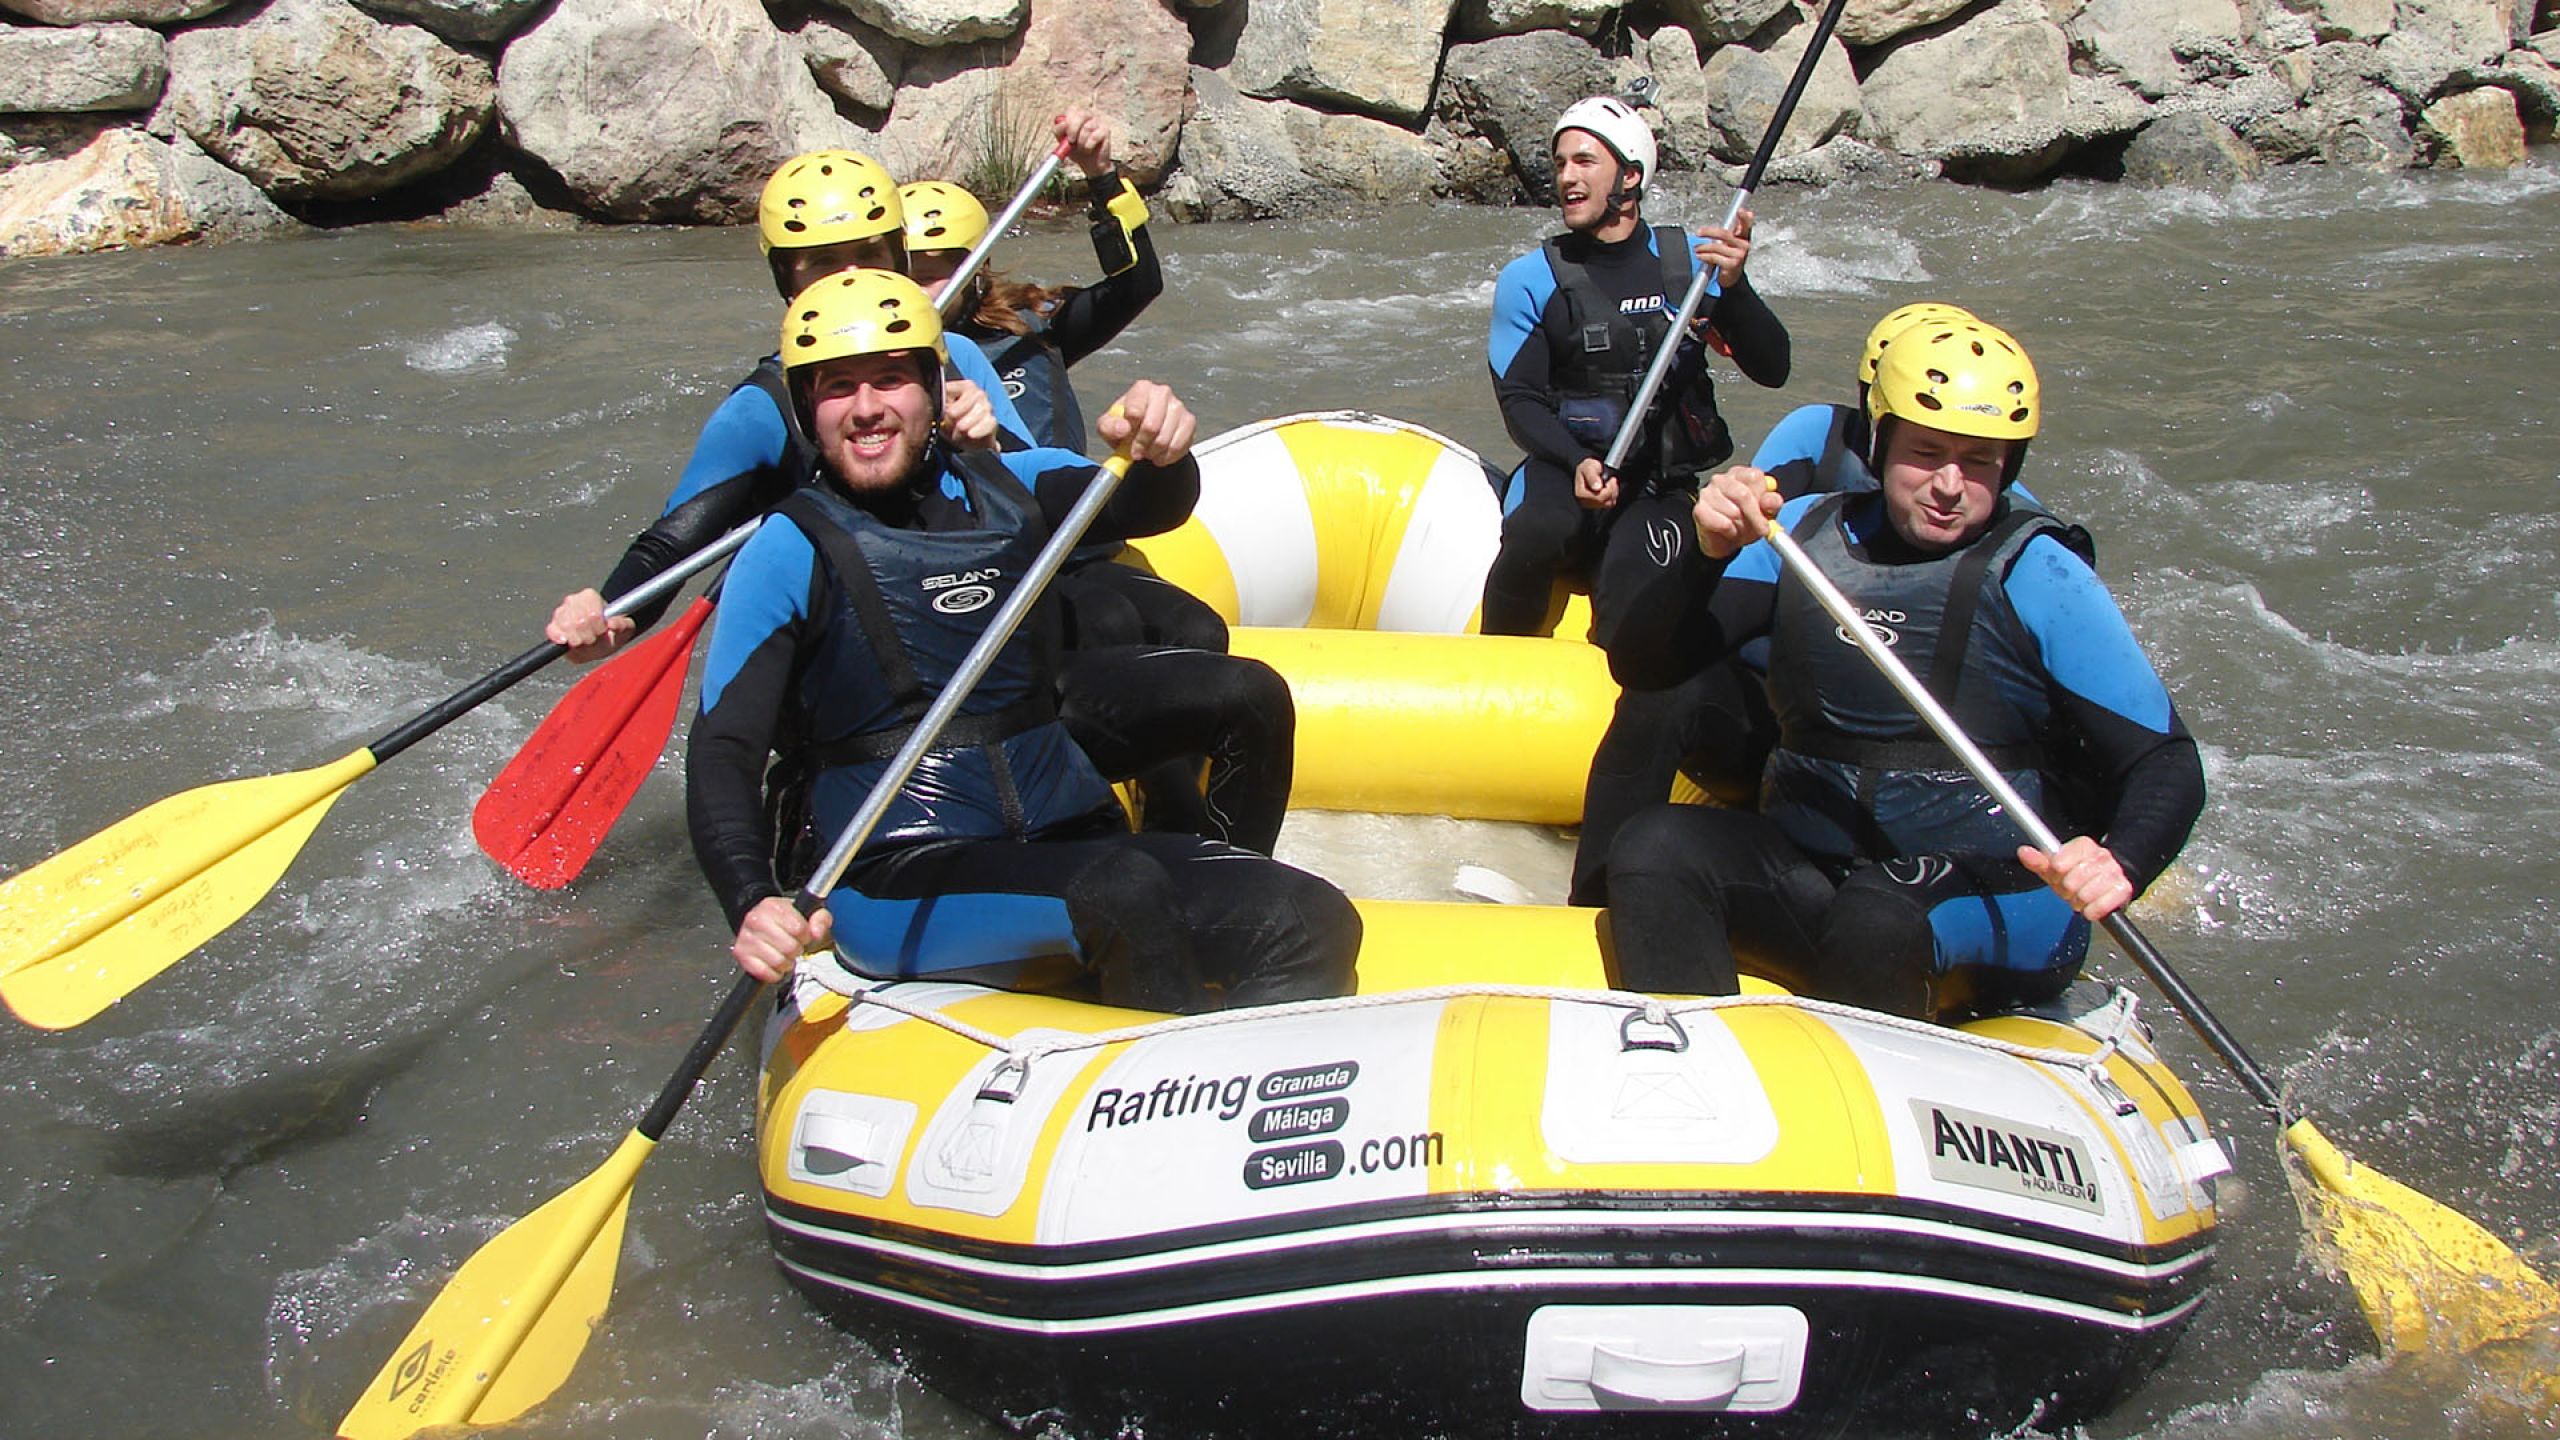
top-left (1165, 65), bottom-right (1499, 218)
top-left (349, 0), bottom-right (548, 45)
top-left (0, 0), bottom-right (227, 21)
top-left (1162, 65), bottom-right (1332, 218)
top-left (1636, 25), bottom-right (1715, 169)
top-left (1436, 30), bottom-right (1614, 195)
top-left (1698, 5), bottom-right (1861, 166)
top-left (1837, 0), bottom-right (1980, 48)
top-left (1658, 0), bottom-right (1788, 47)
top-left (1858, 0), bottom-right (2074, 180)
top-left (2471, 47), bottom-right (2560, 136)
top-left (2051, 0), bottom-right (2246, 99)
top-left (869, 0), bottom-right (1188, 189)
top-left (795, 10), bottom-right (904, 115)
top-left (0, 22), bottom-right (166, 113)
top-left (165, 0), bottom-right (492, 203)
top-left (2314, 80), bottom-right (2418, 165)
top-left (497, 0), bottom-right (858, 223)
top-left (811, 0), bottom-right (1026, 47)
top-left (2397, 0), bottom-right (2524, 65)
top-left (1230, 0), bottom-right (1461, 126)
top-left (2117, 108), bottom-right (2263, 182)
top-left (0, 123), bottom-right (291, 256)
top-left (2417, 82), bottom-right (2527, 161)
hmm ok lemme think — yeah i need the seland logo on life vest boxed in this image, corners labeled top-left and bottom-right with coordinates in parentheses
top-left (1835, 606), bottom-right (1904, 649)
top-left (1912, 1100), bottom-right (2104, 1214)
top-left (924, 567), bottom-right (1000, 614)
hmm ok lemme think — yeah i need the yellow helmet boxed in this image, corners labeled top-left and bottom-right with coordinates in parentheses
top-left (758, 150), bottom-right (902, 255)
top-left (1867, 319), bottom-right (2038, 443)
top-left (1858, 302), bottom-right (1976, 389)
top-left (899, 180), bottom-right (989, 254)
top-left (780, 269), bottom-right (948, 377)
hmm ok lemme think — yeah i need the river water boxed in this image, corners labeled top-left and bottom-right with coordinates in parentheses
top-left (3, 160), bottom-right (2557, 1439)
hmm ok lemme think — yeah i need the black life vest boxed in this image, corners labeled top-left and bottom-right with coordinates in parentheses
top-left (1761, 493), bottom-right (2095, 863)
top-left (1541, 224), bottom-right (1730, 479)
top-left (972, 320), bottom-right (1082, 453)
top-left (769, 452), bottom-right (1111, 858)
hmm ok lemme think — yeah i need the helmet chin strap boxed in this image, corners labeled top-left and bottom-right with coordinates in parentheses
top-left (1603, 165), bottom-right (1643, 222)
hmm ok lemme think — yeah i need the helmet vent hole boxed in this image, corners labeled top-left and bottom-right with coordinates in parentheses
top-left (1916, 394), bottom-right (1945, 412)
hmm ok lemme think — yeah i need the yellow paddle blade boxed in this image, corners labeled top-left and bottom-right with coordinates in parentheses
top-left (0, 750), bottom-right (378, 1029)
top-left (2285, 1117), bottom-right (2560, 1355)
top-left (338, 1130), bottom-right (654, 1440)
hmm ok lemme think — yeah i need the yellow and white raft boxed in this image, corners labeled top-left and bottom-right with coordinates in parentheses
top-left (754, 414), bottom-right (2229, 1436)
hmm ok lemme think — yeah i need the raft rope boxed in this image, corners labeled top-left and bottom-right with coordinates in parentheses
top-left (792, 953), bottom-right (2150, 1101)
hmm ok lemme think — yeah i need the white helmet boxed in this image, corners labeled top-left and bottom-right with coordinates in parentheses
top-left (1552, 95), bottom-right (1657, 192)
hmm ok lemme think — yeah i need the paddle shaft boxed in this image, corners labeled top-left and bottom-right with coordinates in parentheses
top-left (1763, 522), bottom-right (2290, 1119)
top-left (637, 451), bottom-right (1134, 1141)
top-left (936, 143), bottom-right (1069, 321)
top-left (368, 519), bottom-right (755, 766)
top-left (1601, 0), bottom-right (1851, 476)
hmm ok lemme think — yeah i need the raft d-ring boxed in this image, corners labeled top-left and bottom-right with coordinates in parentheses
top-left (975, 1054), bottom-right (1032, 1104)
top-left (2085, 1065), bottom-right (2140, 1118)
top-left (1620, 1003), bottom-right (1690, 1054)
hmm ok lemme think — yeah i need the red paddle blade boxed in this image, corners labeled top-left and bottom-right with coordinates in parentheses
top-left (473, 598), bottom-right (711, 890)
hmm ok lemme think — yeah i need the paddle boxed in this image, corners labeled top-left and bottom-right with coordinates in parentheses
top-left (472, 595), bottom-right (714, 890)
top-left (467, 142), bottom-right (1075, 890)
top-left (338, 446), bottom-right (1139, 1440)
top-left (0, 521), bottom-right (755, 1032)
top-left (1600, 0), bottom-right (1850, 479)
top-left (1761, 515), bottom-right (2560, 1357)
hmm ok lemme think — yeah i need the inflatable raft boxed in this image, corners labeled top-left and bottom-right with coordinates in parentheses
top-left (754, 413), bottom-right (2228, 1435)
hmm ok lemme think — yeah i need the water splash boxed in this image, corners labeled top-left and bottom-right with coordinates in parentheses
top-left (401, 321), bottom-right (517, 375)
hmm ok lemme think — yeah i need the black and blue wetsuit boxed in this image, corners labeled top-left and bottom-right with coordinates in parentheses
top-left (1481, 223), bottom-right (1789, 639)
top-left (686, 442), bottom-right (1356, 1012)
top-left (1602, 490), bottom-right (2202, 1021)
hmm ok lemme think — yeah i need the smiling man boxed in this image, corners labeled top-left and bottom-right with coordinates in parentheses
top-left (1600, 320), bottom-right (2204, 1022)
top-left (1480, 94), bottom-right (1793, 906)
top-left (685, 270), bottom-right (1359, 1013)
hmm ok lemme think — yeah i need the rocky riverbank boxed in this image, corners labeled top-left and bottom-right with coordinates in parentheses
top-left (2, 0), bottom-right (2556, 257)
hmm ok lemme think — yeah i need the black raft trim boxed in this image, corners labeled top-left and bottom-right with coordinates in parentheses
top-left (765, 1187), bottom-right (2215, 1327)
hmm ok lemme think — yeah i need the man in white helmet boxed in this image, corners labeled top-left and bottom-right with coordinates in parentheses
top-left (1482, 94), bottom-right (1792, 904)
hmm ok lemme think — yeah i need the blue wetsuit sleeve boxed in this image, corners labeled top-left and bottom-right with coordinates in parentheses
top-left (1007, 447), bottom-right (1201, 542)
top-left (593, 384), bottom-right (796, 628)
top-left (1488, 252), bottom-right (1588, 474)
top-left (2006, 534), bottom-right (2203, 890)
top-left (668, 386), bottom-right (789, 512)
top-left (946, 334), bottom-right (1034, 450)
top-left (687, 520), bottom-right (817, 928)
top-left (1753, 404), bottom-right (1837, 472)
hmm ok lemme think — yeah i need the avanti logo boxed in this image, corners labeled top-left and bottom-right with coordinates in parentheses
top-left (1912, 1099), bottom-right (2103, 1214)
